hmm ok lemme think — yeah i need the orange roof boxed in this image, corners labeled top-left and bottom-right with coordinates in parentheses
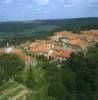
top-left (95, 39), bottom-right (98, 43)
top-left (0, 48), bottom-right (4, 53)
top-left (68, 39), bottom-right (86, 49)
top-left (12, 48), bottom-right (23, 54)
top-left (29, 42), bottom-right (39, 48)
top-left (49, 50), bottom-right (72, 58)
top-left (20, 55), bottom-right (32, 60)
top-left (68, 35), bottom-right (78, 40)
top-left (81, 30), bottom-right (98, 35)
top-left (54, 31), bottom-right (73, 37)
top-left (54, 31), bottom-right (66, 37)
top-left (29, 43), bottom-right (49, 53)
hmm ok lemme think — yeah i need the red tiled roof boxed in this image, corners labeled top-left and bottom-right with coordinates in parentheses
top-left (20, 55), bottom-right (32, 60)
top-left (29, 43), bottom-right (49, 53)
top-left (0, 48), bottom-right (4, 54)
top-left (49, 50), bottom-right (72, 58)
top-left (68, 39), bottom-right (86, 49)
top-left (54, 31), bottom-right (67, 37)
top-left (95, 39), bottom-right (98, 43)
top-left (12, 48), bottom-right (23, 54)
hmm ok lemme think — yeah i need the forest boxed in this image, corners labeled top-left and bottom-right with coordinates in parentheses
top-left (0, 17), bottom-right (98, 46)
top-left (0, 44), bottom-right (98, 100)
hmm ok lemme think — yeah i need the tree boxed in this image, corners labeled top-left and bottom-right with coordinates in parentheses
top-left (66, 50), bottom-right (98, 100)
top-left (45, 47), bottom-right (98, 100)
top-left (25, 67), bottom-right (36, 89)
top-left (0, 54), bottom-right (24, 85)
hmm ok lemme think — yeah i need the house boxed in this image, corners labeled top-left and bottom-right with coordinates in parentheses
top-left (67, 39), bottom-right (86, 49)
top-left (0, 48), bottom-right (4, 55)
top-left (95, 39), bottom-right (98, 43)
top-left (48, 50), bottom-right (72, 61)
top-left (28, 40), bottom-right (73, 61)
top-left (28, 43), bottom-right (49, 56)
top-left (12, 48), bottom-right (23, 54)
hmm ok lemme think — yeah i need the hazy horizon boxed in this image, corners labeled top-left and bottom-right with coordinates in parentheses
top-left (0, 17), bottom-right (97, 22)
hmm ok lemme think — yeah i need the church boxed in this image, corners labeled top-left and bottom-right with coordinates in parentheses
top-left (4, 42), bottom-right (13, 54)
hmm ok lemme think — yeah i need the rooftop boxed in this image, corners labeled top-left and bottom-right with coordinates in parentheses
top-left (49, 50), bottom-right (72, 58)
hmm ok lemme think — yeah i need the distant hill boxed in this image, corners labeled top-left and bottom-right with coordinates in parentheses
top-left (0, 17), bottom-right (98, 38)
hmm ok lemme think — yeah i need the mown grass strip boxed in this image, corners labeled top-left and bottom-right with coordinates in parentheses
top-left (9, 88), bottom-right (24, 97)
top-left (0, 81), bottom-right (17, 91)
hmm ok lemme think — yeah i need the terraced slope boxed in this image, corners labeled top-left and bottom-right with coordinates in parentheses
top-left (0, 81), bottom-right (29, 100)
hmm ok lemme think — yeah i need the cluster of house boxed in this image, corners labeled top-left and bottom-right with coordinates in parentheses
top-left (28, 40), bottom-right (72, 61)
top-left (19, 30), bottom-right (98, 61)
top-left (0, 30), bottom-right (98, 62)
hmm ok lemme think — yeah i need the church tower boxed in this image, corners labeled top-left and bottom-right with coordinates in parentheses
top-left (4, 42), bottom-right (13, 53)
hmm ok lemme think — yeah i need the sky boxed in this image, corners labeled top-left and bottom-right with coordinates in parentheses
top-left (0, 0), bottom-right (98, 21)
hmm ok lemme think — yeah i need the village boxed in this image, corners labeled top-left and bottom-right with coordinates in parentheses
top-left (0, 30), bottom-right (98, 100)
top-left (0, 29), bottom-right (98, 65)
